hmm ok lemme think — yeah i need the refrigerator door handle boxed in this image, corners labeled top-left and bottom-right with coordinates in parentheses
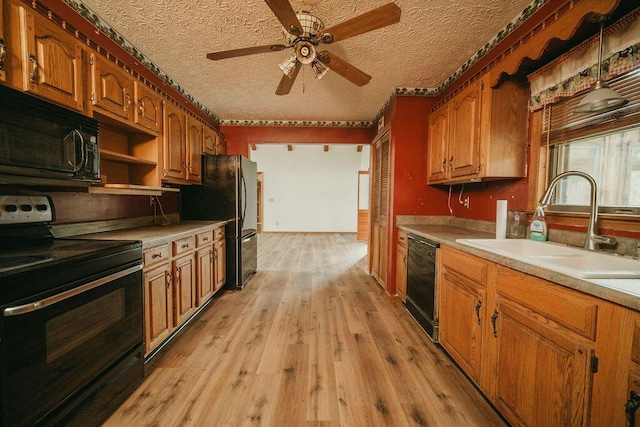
top-left (241, 173), bottom-right (247, 223)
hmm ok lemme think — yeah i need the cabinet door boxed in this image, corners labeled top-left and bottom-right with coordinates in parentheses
top-left (196, 245), bottom-right (214, 306)
top-left (493, 301), bottom-right (593, 427)
top-left (449, 82), bottom-right (482, 179)
top-left (427, 104), bottom-right (449, 183)
top-left (163, 101), bottom-right (186, 180)
top-left (202, 126), bottom-right (216, 155)
top-left (17, 5), bottom-right (84, 111)
top-left (90, 53), bottom-right (133, 121)
top-left (439, 270), bottom-right (485, 384)
top-left (0, 0), bottom-right (5, 83)
top-left (174, 254), bottom-right (196, 326)
top-left (215, 134), bottom-right (226, 155)
top-left (395, 243), bottom-right (407, 301)
top-left (213, 239), bottom-right (226, 291)
top-left (144, 263), bottom-right (173, 354)
top-left (186, 116), bottom-right (203, 183)
top-left (134, 81), bottom-right (161, 133)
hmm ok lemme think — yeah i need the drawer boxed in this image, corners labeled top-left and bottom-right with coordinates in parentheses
top-left (213, 226), bottom-right (225, 242)
top-left (496, 265), bottom-right (598, 341)
top-left (441, 246), bottom-right (488, 285)
top-left (397, 230), bottom-right (408, 248)
top-left (143, 244), bottom-right (170, 268)
top-left (196, 230), bottom-right (213, 247)
top-left (173, 236), bottom-right (195, 255)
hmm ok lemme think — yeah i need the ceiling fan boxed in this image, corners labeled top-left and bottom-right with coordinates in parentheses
top-left (206, 1), bottom-right (401, 95)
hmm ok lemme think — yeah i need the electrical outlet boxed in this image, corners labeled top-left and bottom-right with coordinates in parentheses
top-left (463, 197), bottom-right (470, 208)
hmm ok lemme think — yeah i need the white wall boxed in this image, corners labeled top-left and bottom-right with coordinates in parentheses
top-left (250, 144), bottom-right (369, 232)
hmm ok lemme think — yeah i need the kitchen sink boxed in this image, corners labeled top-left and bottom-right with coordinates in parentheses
top-left (456, 238), bottom-right (640, 279)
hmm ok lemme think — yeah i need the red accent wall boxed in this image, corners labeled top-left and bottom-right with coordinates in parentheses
top-left (221, 125), bottom-right (375, 157)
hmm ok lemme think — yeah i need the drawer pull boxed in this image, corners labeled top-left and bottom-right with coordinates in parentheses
top-left (152, 253), bottom-right (162, 259)
top-left (181, 243), bottom-right (190, 249)
top-left (202, 237), bottom-right (210, 242)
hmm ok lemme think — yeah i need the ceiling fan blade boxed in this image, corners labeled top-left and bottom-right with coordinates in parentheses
top-left (317, 51), bottom-right (371, 86)
top-left (264, 0), bottom-right (303, 36)
top-left (276, 61), bottom-right (302, 95)
top-left (206, 44), bottom-right (286, 60)
top-left (320, 2), bottom-right (401, 44)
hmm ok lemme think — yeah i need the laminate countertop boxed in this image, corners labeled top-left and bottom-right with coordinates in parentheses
top-left (75, 221), bottom-right (227, 249)
top-left (399, 224), bottom-right (640, 312)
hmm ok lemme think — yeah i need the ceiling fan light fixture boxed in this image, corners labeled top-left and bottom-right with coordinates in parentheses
top-left (574, 15), bottom-right (628, 114)
top-left (311, 60), bottom-right (329, 80)
top-left (279, 55), bottom-right (298, 77)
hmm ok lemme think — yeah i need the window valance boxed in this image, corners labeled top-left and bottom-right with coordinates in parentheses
top-left (529, 9), bottom-right (640, 112)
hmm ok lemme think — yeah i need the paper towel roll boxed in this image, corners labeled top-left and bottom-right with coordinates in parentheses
top-left (496, 200), bottom-right (507, 239)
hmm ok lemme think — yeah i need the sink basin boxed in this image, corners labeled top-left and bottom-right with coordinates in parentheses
top-left (456, 238), bottom-right (640, 279)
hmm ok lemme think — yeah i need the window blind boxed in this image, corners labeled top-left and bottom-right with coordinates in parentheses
top-left (541, 68), bottom-right (640, 145)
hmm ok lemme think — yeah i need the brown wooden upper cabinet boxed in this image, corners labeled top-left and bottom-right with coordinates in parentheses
top-left (427, 74), bottom-right (529, 185)
top-left (5, 0), bottom-right (84, 112)
top-left (162, 100), bottom-right (187, 181)
top-left (134, 81), bottom-right (162, 134)
top-left (89, 53), bottom-right (134, 122)
top-left (186, 115), bottom-right (202, 183)
top-left (202, 122), bottom-right (217, 155)
top-left (215, 133), bottom-right (226, 155)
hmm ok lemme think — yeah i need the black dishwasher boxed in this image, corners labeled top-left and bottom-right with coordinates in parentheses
top-left (406, 234), bottom-right (440, 342)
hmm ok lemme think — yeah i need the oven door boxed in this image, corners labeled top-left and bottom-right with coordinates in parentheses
top-left (0, 264), bottom-right (143, 426)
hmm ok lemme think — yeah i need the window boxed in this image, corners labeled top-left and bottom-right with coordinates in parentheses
top-left (549, 126), bottom-right (640, 212)
top-left (540, 69), bottom-right (640, 215)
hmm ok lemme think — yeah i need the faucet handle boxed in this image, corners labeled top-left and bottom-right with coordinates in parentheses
top-left (591, 234), bottom-right (617, 246)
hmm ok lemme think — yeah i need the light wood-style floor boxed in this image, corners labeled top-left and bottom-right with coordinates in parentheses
top-left (105, 234), bottom-right (506, 426)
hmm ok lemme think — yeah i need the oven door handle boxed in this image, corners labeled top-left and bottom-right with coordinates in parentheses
top-left (3, 264), bottom-right (142, 317)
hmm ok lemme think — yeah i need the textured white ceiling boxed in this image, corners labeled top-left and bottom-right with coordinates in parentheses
top-left (79, 0), bottom-right (534, 122)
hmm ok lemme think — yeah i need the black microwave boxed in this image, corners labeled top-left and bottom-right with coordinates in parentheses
top-left (0, 85), bottom-right (100, 184)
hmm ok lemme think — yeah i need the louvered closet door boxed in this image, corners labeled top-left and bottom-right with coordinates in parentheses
top-left (371, 132), bottom-right (390, 288)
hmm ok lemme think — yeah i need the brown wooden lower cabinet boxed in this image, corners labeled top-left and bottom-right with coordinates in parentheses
top-left (395, 230), bottom-right (407, 301)
top-left (438, 245), bottom-right (638, 427)
top-left (143, 262), bottom-right (173, 353)
top-left (142, 225), bottom-right (226, 356)
top-left (492, 301), bottom-right (593, 427)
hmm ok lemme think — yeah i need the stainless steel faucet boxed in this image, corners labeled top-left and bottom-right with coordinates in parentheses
top-left (539, 171), bottom-right (616, 251)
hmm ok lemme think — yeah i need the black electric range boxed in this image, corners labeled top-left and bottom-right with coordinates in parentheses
top-left (0, 195), bottom-right (145, 426)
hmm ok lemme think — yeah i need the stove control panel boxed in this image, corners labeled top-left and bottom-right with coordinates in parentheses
top-left (0, 195), bottom-right (53, 224)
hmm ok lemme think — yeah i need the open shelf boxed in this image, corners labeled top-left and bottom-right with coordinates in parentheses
top-left (100, 149), bottom-right (157, 166)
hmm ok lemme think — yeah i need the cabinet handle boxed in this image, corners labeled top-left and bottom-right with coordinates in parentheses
top-left (175, 267), bottom-right (181, 284)
top-left (449, 156), bottom-right (454, 171)
top-left (491, 310), bottom-right (499, 337)
top-left (626, 391), bottom-right (640, 427)
top-left (152, 253), bottom-right (162, 259)
top-left (29, 54), bottom-right (38, 84)
top-left (181, 243), bottom-right (190, 249)
top-left (138, 99), bottom-right (144, 116)
top-left (166, 271), bottom-right (173, 287)
top-left (475, 300), bottom-right (482, 325)
top-left (0, 39), bottom-right (5, 70)
top-left (125, 94), bottom-right (131, 112)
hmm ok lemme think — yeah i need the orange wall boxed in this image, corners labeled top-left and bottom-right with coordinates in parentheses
top-left (221, 125), bottom-right (375, 157)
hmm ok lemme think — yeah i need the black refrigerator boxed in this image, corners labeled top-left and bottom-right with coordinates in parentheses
top-left (180, 155), bottom-right (258, 289)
